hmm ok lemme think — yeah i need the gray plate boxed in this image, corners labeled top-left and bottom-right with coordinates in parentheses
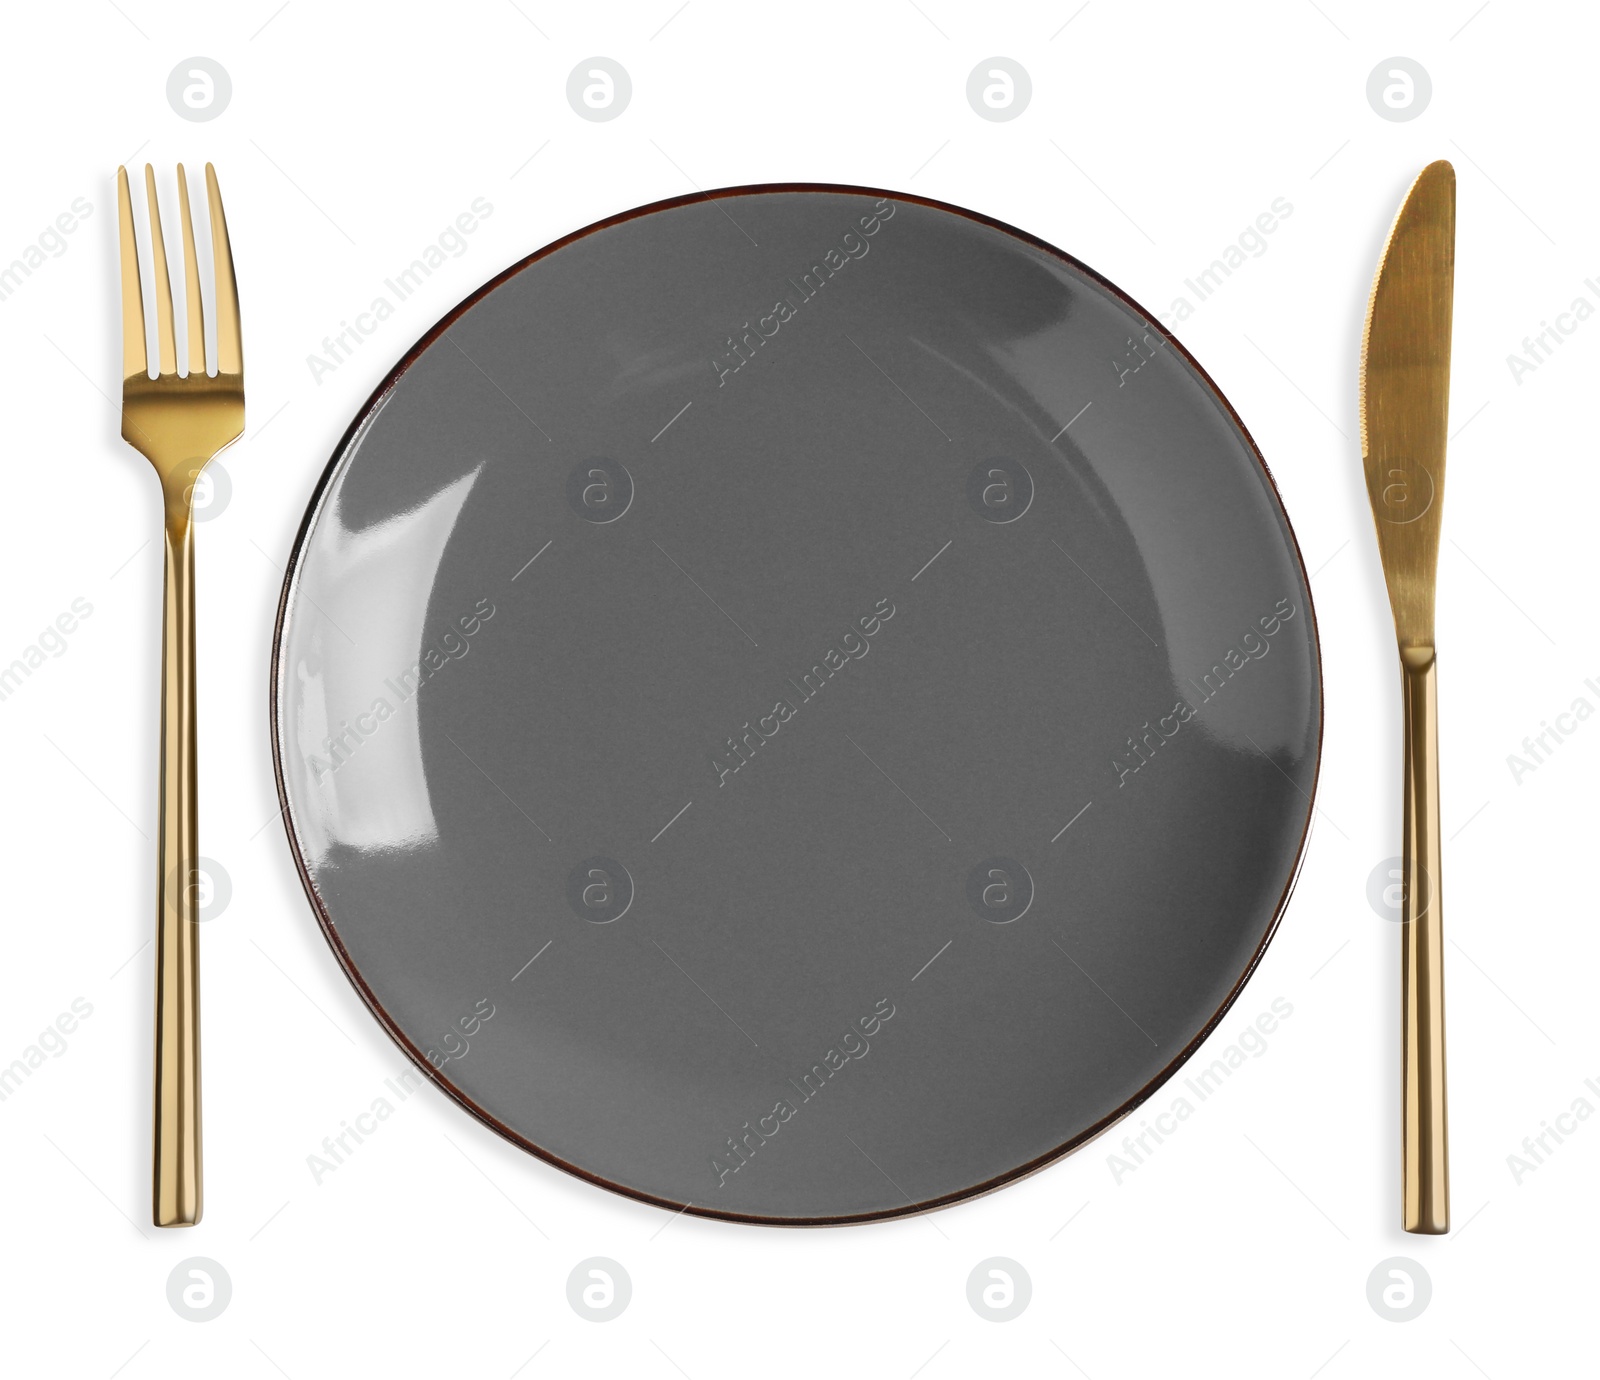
top-left (272, 185), bottom-right (1321, 1225)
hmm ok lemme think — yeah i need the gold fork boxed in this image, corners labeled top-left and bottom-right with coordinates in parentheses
top-left (117, 163), bottom-right (243, 1227)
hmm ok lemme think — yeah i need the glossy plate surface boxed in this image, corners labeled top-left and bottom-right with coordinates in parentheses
top-left (272, 185), bottom-right (1321, 1224)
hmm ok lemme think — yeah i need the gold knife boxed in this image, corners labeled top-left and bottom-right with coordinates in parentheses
top-left (1359, 159), bottom-right (1454, 1234)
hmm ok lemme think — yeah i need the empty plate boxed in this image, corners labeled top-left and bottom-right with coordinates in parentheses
top-left (272, 185), bottom-right (1321, 1223)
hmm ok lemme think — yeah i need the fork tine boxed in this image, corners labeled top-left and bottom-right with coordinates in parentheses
top-left (176, 165), bottom-right (206, 377)
top-left (205, 164), bottom-right (242, 376)
top-left (142, 165), bottom-right (177, 376)
top-left (117, 167), bottom-right (147, 381)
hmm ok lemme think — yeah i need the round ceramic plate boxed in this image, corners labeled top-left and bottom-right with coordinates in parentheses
top-left (272, 185), bottom-right (1321, 1225)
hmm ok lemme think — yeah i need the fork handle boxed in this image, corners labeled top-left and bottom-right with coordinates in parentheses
top-left (1400, 645), bottom-right (1448, 1234)
top-left (154, 496), bottom-right (202, 1227)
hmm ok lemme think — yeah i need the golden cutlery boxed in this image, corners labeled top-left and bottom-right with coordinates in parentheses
top-left (1359, 159), bottom-right (1453, 1234)
top-left (117, 163), bottom-right (244, 1227)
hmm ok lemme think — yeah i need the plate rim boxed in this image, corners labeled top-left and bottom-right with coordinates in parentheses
top-left (268, 180), bottom-right (1326, 1227)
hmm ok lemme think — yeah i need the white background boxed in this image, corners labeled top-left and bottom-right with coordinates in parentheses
top-left (1, 1), bottom-right (1593, 1375)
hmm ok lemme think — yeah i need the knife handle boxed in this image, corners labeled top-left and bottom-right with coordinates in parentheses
top-left (1400, 645), bottom-right (1448, 1234)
